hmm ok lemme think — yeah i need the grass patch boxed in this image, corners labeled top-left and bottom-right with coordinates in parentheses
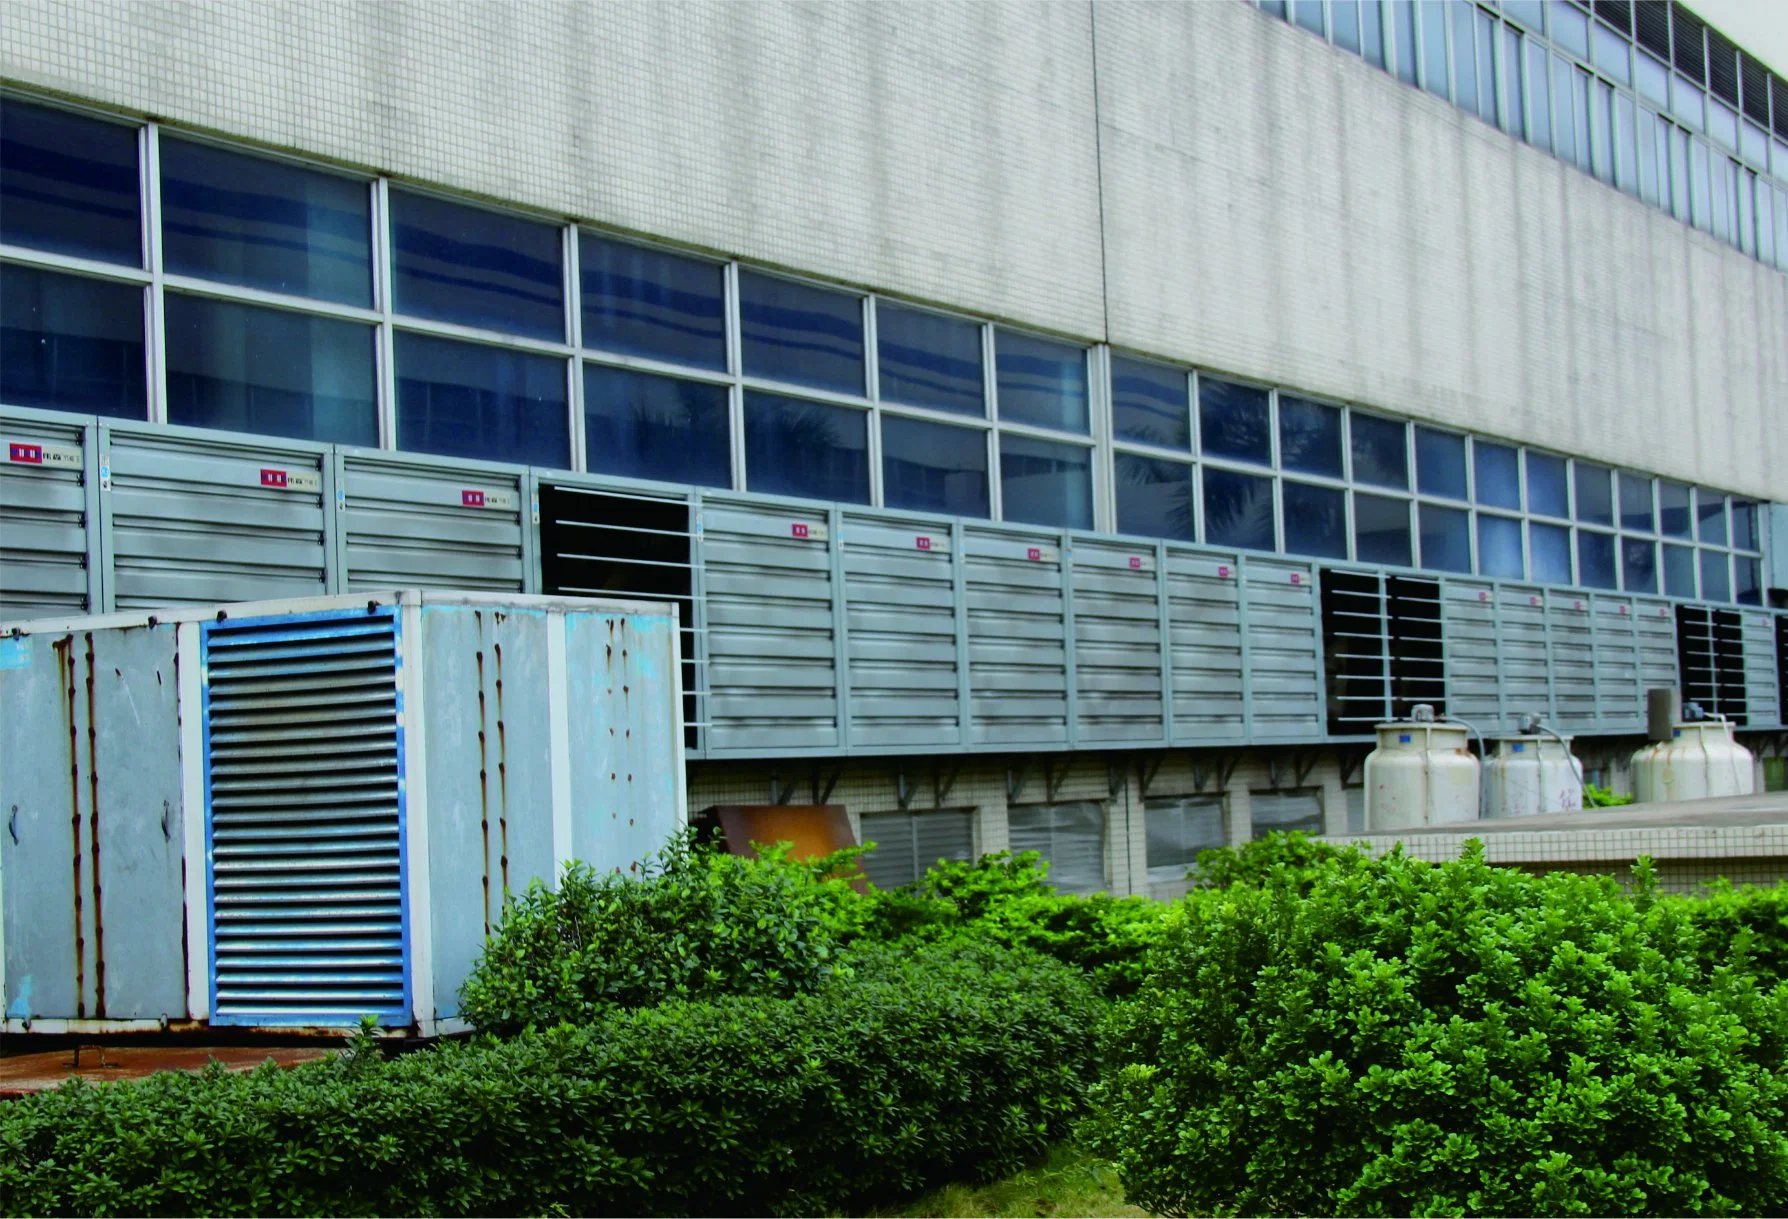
top-left (875, 1144), bottom-right (1145, 1218)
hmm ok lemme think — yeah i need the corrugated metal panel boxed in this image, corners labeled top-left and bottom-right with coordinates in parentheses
top-left (1593, 595), bottom-right (1643, 730)
top-left (1442, 579), bottom-right (1501, 730)
top-left (1741, 609), bottom-right (1782, 728)
top-left (859, 809), bottom-right (974, 889)
top-left (1165, 549), bottom-right (1244, 741)
top-left (1497, 585), bottom-right (1551, 721)
top-left (1072, 540), bottom-right (1163, 744)
top-left (0, 414), bottom-right (97, 620)
top-left (965, 528), bottom-right (1068, 747)
top-left (339, 452), bottom-right (526, 593)
top-left (106, 428), bottom-right (328, 610)
top-left (700, 500), bottom-right (839, 752)
top-left (1547, 592), bottom-right (1596, 731)
top-left (842, 515), bottom-right (960, 749)
top-left (1244, 557), bottom-right (1321, 738)
top-left (1250, 788), bottom-right (1323, 836)
top-left (204, 610), bottom-right (407, 1025)
top-left (1635, 598), bottom-right (1678, 696)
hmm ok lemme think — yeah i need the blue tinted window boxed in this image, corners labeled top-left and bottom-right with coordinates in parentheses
top-left (390, 191), bottom-right (563, 339)
top-left (995, 331), bottom-right (1088, 433)
top-left (1354, 493), bottom-right (1411, 566)
top-left (0, 264), bottom-right (144, 418)
top-left (1619, 473), bottom-right (1654, 532)
top-left (1278, 396), bottom-right (1342, 477)
top-left (882, 414), bottom-right (989, 518)
top-left (1731, 501), bottom-right (1758, 551)
top-left (1198, 377), bottom-right (1270, 465)
top-left (1419, 504), bottom-right (1471, 572)
top-left (1663, 543), bottom-right (1696, 597)
top-left (1203, 467), bottom-right (1275, 551)
top-left (1350, 413), bottom-right (1408, 489)
top-left (739, 272), bottom-right (863, 395)
top-left (1550, 1), bottom-right (1588, 57)
top-left (1576, 530), bottom-right (1617, 589)
top-left (1332, 0), bottom-right (1361, 52)
top-left (1526, 451), bottom-right (1568, 516)
top-left (1415, 427), bottom-right (1467, 499)
top-left (1473, 441), bottom-right (1520, 509)
top-left (1593, 21), bottom-right (1630, 84)
top-left (164, 294), bottom-right (375, 445)
top-left (0, 100), bottom-right (140, 264)
top-left (579, 236), bottom-right (724, 370)
top-left (1695, 489), bottom-right (1726, 543)
top-left (1392, 0), bottom-right (1418, 84)
top-left (1000, 434), bottom-right (1092, 529)
top-left (1478, 514), bottom-right (1524, 578)
top-left (743, 391), bottom-right (868, 504)
top-left (1361, 0), bottom-right (1385, 66)
top-left (1294, 0), bottom-right (1324, 34)
top-left (1503, 0), bottom-right (1544, 30)
top-left (1110, 356), bottom-right (1188, 449)
top-left (1659, 480), bottom-right (1692, 537)
top-left (1529, 521), bottom-right (1572, 583)
top-left (1421, 0), bottom-right (1449, 96)
top-left (1621, 537), bottom-right (1657, 593)
top-left (1114, 454), bottom-right (1194, 541)
top-left (1574, 462), bottom-right (1612, 525)
top-left (877, 303), bottom-right (982, 417)
top-left (583, 364), bottom-right (729, 488)
top-left (1735, 557), bottom-right (1760, 606)
top-left (1699, 549), bottom-right (1730, 601)
top-left (159, 138), bottom-right (369, 306)
top-left (395, 332), bottom-right (568, 466)
top-left (1282, 480), bottom-right (1346, 559)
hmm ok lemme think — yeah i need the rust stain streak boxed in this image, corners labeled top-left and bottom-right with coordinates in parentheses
top-left (84, 633), bottom-right (105, 1017)
top-left (476, 647), bottom-right (490, 937)
top-left (494, 641), bottom-right (508, 901)
top-left (54, 636), bottom-right (84, 1020)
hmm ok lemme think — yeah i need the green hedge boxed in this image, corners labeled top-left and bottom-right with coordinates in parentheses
top-left (1082, 846), bottom-right (1788, 1217)
top-left (0, 941), bottom-right (1099, 1218)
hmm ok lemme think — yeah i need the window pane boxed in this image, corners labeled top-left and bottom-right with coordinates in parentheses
top-left (1353, 492), bottom-right (1412, 566)
top-left (164, 294), bottom-right (375, 445)
top-left (1591, 79), bottom-right (1614, 182)
top-left (1294, 0), bottom-right (1325, 35)
top-left (1527, 40), bottom-right (1553, 151)
top-left (1504, 0), bottom-right (1543, 28)
top-left (1550, 0), bottom-right (1588, 56)
top-left (999, 434), bottom-right (1092, 530)
top-left (1114, 454), bottom-right (1194, 542)
top-left (1594, 22), bottom-right (1631, 83)
top-left (739, 272), bottom-right (863, 395)
top-left (1552, 55), bottom-right (1577, 162)
top-left (882, 414), bottom-right (989, 518)
top-left (1659, 480), bottom-right (1692, 537)
top-left (877, 303), bottom-right (983, 417)
top-left (1283, 480), bottom-right (1346, 558)
top-left (1009, 802), bottom-right (1104, 896)
top-left (1419, 503), bottom-right (1471, 572)
top-left (395, 332), bottom-right (569, 467)
top-left (1529, 521), bottom-right (1572, 583)
top-left (1525, 451), bottom-right (1568, 517)
top-left (1573, 69), bottom-right (1594, 171)
top-left (1421, 0), bottom-right (1449, 96)
top-left (390, 191), bottom-right (563, 339)
top-left (1110, 355), bottom-right (1188, 449)
top-left (1619, 472), bottom-right (1654, 532)
top-left (1573, 461), bottom-right (1612, 524)
top-left (1198, 377), bottom-right (1270, 466)
top-left (1699, 549), bottom-right (1730, 601)
top-left (1393, 0), bottom-right (1418, 84)
top-left (0, 264), bottom-right (145, 419)
top-left (995, 331), bottom-right (1088, 433)
top-left (1145, 796), bottom-right (1224, 885)
top-left (1473, 440), bottom-right (1521, 509)
top-left (1615, 93), bottom-right (1638, 193)
top-left (1576, 530), bottom-right (1617, 589)
top-left (0, 100), bottom-right (140, 264)
top-left (159, 138), bottom-right (370, 307)
top-left (1663, 543), bottom-right (1696, 597)
top-left (1278, 395), bottom-right (1343, 477)
top-left (1695, 489), bottom-right (1726, 544)
top-left (1638, 52), bottom-right (1670, 107)
top-left (1734, 557), bottom-right (1761, 606)
top-left (1621, 537), bottom-right (1657, 592)
top-left (1476, 10), bottom-right (1496, 118)
top-left (1332, 0), bottom-right (1361, 52)
top-left (579, 236), bottom-right (725, 370)
top-left (1478, 514), bottom-right (1524, 578)
top-left (1361, 0), bottom-right (1385, 66)
top-left (583, 364), bottom-right (729, 488)
top-left (1350, 413), bottom-right (1408, 489)
top-left (1415, 427), bottom-right (1467, 499)
top-left (1453, 1), bottom-right (1478, 112)
top-left (1203, 467), bottom-right (1275, 551)
top-left (1731, 500), bottom-right (1758, 552)
top-left (743, 391), bottom-right (869, 504)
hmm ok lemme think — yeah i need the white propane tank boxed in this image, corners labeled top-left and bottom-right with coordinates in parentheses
top-left (1629, 720), bottom-right (1756, 803)
top-left (1364, 706), bottom-right (1481, 831)
top-left (1483, 735), bottom-right (1584, 818)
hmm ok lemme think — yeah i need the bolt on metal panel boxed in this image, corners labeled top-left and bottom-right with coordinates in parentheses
top-left (963, 526), bottom-right (1069, 747)
top-left (338, 453), bottom-right (527, 593)
top-left (0, 412), bottom-right (97, 621)
top-left (840, 513), bottom-right (960, 750)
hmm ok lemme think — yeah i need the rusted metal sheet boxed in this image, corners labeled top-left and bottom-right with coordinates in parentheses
top-left (0, 1044), bottom-right (329, 1098)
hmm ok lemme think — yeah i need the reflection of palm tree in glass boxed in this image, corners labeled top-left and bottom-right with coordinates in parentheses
top-left (1205, 473), bottom-right (1272, 546)
top-left (1116, 457), bottom-right (1193, 539)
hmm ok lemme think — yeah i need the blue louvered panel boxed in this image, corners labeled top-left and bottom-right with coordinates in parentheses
top-left (1593, 595), bottom-right (1643, 730)
top-left (965, 528), bottom-right (1069, 747)
top-left (203, 610), bottom-right (407, 1025)
top-left (1635, 598), bottom-right (1678, 697)
top-left (1441, 579), bottom-right (1501, 730)
top-left (1244, 557), bottom-right (1321, 738)
top-left (842, 515), bottom-right (960, 749)
top-left (1071, 540), bottom-right (1163, 744)
top-left (1166, 549), bottom-right (1245, 741)
top-left (1497, 585), bottom-right (1551, 720)
top-left (1546, 591), bottom-right (1597, 730)
top-left (1742, 609), bottom-right (1783, 728)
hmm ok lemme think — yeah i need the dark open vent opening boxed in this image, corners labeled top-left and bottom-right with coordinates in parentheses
top-left (538, 485), bottom-right (699, 749)
top-left (1320, 570), bottom-right (1444, 735)
top-left (1740, 55), bottom-right (1770, 125)
top-left (1671, 3), bottom-right (1705, 82)
top-left (1595, 0), bottom-right (1632, 36)
top-left (1635, 1), bottom-right (1671, 61)
top-left (1707, 30), bottom-right (1738, 105)
top-left (1777, 616), bottom-right (1787, 726)
top-left (1676, 604), bottom-right (1747, 724)
top-left (1774, 76), bottom-right (1788, 139)
top-left (1388, 576), bottom-right (1445, 720)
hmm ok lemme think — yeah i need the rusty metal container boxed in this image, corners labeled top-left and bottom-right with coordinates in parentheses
top-left (0, 589), bottom-right (684, 1037)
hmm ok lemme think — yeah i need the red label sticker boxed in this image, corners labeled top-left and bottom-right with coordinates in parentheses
top-left (9, 443), bottom-right (43, 464)
top-left (915, 536), bottom-right (931, 551)
top-left (1027, 547), bottom-right (1042, 561)
top-left (1129, 556), bottom-right (1143, 570)
top-left (1619, 604), bottom-right (1629, 614)
top-left (1217, 565), bottom-right (1231, 579)
top-left (260, 468), bottom-right (289, 488)
top-left (1289, 572), bottom-right (1301, 585)
top-left (462, 489), bottom-right (486, 508)
top-left (1530, 595), bottom-right (1541, 607)
top-left (1478, 591), bottom-right (1490, 602)
top-left (1573, 599), bottom-right (1584, 611)
top-left (1661, 607), bottom-right (1671, 618)
top-left (790, 522), bottom-right (809, 539)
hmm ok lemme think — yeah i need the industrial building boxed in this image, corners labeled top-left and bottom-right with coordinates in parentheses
top-left (3, 0), bottom-right (1786, 919)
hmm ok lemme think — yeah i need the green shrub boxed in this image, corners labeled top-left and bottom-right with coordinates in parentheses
top-left (1680, 880), bottom-right (1788, 985)
top-left (458, 832), bottom-right (839, 1033)
top-left (1585, 782), bottom-right (1635, 807)
top-left (1189, 829), bottom-right (1357, 891)
top-left (0, 942), bottom-right (1100, 1218)
top-left (1082, 846), bottom-right (1788, 1217)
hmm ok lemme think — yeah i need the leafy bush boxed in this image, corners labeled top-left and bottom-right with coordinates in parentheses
top-left (458, 831), bottom-right (839, 1033)
top-left (0, 942), bottom-right (1099, 1218)
top-left (1680, 879), bottom-right (1788, 985)
top-left (1584, 782), bottom-right (1635, 807)
top-left (1189, 830), bottom-right (1356, 891)
top-left (1082, 846), bottom-right (1788, 1217)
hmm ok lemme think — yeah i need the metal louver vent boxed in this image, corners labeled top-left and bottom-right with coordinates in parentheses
top-left (1707, 30), bottom-right (1738, 105)
top-left (1594, 0), bottom-right (1632, 36)
top-left (204, 610), bottom-right (407, 1025)
top-left (1671, 4), bottom-right (1705, 82)
top-left (1740, 55), bottom-right (1769, 125)
top-left (1634, 1), bottom-right (1670, 61)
